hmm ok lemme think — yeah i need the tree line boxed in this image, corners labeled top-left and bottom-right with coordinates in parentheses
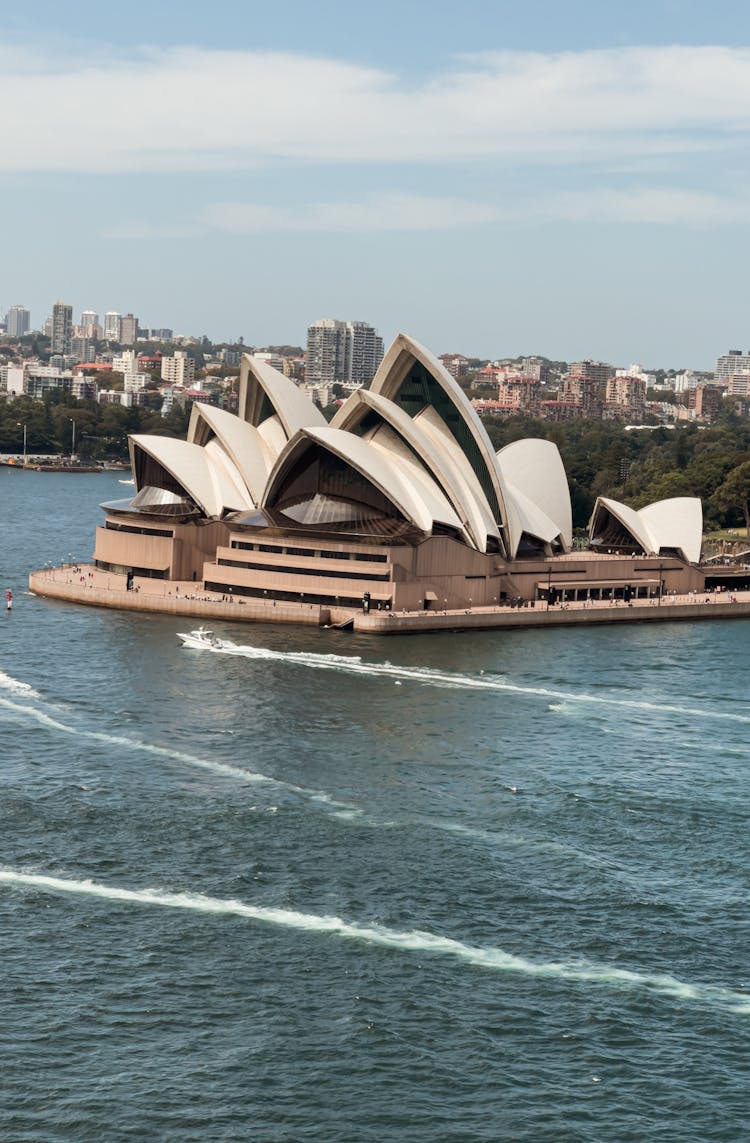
top-left (485, 410), bottom-right (750, 533)
top-left (0, 390), bottom-right (191, 460)
top-left (4, 389), bottom-right (750, 533)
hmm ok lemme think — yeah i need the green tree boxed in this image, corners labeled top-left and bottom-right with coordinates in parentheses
top-left (710, 459), bottom-right (750, 537)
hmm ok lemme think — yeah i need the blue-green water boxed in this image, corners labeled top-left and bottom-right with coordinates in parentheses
top-left (2, 469), bottom-right (750, 1141)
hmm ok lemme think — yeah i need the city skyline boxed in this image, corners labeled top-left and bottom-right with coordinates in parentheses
top-left (5, 1), bottom-right (750, 368)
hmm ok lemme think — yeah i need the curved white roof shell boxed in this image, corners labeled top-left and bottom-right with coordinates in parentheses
top-left (130, 434), bottom-right (253, 518)
top-left (188, 402), bottom-right (274, 504)
top-left (238, 354), bottom-right (326, 440)
top-left (590, 495), bottom-right (703, 564)
top-left (496, 439), bottom-right (573, 555)
top-left (332, 388), bottom-right (495, 550)
top-left (639, 497), bottom-right (703, 565)
top-left (370, 333), bottom-right (512, 553)
top-left (263, 426), bottom-right (464, 537)
top-left (129, 432), bottom-right (254, 518)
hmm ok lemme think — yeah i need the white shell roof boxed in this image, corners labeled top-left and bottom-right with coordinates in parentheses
top-left (130, 435), bottom-right (224, 518)
top-left (496, 439), bottom-right (573, 554)
top-left (370, 333), bottom-right (512, 550)
top-left (121, 335), bottom-right (604, 560)
top-left (239, 354), bottom-right (326, 439)
top-left (366, 424), bottom-right (467, 539)
top-left (590, 496), bottom-right (703, 564)
top-left (639, 497), bottom-right (703, 565)
top-left (264, 425), bottom-right (463, 537)
top-left (414, 406), bottom-right (502, 551)
top-left (332, 388), bottom-right (493, 550)
top-left (188, 402), bottom-right (274, 504)
top-left (130, 434), bottom-right (253, 518)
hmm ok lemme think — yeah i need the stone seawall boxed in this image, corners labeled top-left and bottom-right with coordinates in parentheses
top-left (28, 571), bottom-right (329, 628)
top-left (356, 598), bottom-right (750, 633)
top-left (29, 567), bottom-right (750, 636)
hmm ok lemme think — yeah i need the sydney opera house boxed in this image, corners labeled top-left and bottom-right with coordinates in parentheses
top-left (83, 333), bottom-right (707, 622)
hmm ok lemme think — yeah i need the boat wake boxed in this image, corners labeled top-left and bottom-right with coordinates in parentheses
top-left (1, 868), bottom-right (748, 1014)
top-left (0, 670), bottom-right (41, 700)
top-left (182, 637), bottom-right (750, 726)
top-left (0, 693), bottom-right (356, 813)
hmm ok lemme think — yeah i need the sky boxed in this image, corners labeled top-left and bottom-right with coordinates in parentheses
top-left (4, 0), bottom-right (750, 368)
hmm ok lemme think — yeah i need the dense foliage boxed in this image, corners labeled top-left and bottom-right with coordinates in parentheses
top-left (484, 411), bottom-right (750, 531)
top-left (4, 389), bottom-right (750, 532)
top-left (0, 390), bottom-right (191, 460)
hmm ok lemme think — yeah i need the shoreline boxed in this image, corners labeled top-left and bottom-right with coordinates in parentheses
top-left (28, 564), bottom-right (750, 635)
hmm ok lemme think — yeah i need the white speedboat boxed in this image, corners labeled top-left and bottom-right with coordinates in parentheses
top-left (177, 627), bottom-right (228, 650)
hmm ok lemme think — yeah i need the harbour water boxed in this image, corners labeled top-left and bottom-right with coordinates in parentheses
top-left (2, 470), bottom-right (750, 1141)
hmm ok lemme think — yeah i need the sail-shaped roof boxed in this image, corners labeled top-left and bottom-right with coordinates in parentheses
top-left (589, 495), bottom-right (703, 563)
top-left (263, 426), bottom-right (464, 538)
top-left (129, 434), bottom-right (253, 517)
top-left (369, 333), bottom-right (512, 553)
top-left (332, 388), bottom-right (494, 550)
top-left (496, 439), bottom-right (573, 555)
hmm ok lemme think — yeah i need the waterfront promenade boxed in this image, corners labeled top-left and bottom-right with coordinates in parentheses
top-left (28, 563), bottom-right (750, 635)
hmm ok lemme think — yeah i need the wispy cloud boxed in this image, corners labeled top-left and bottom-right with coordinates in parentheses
top-left (202, 193), bottom-right (505, 233)
top-left (3, 43), bottom-right (750, 173)
top-left (108, 187), bottom-right (750, 240)
top-left (199, 188), bottom-right (750, 234)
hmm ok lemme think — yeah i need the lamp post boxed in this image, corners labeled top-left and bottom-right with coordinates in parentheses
top-left (69, 418), bottom-right (77, 462)
top-left (658, 562), bottom-right (663, 607)
top-left (16, 422), bottom-right (27, 465)
top-left (547, 565), bottom-right (551, 611)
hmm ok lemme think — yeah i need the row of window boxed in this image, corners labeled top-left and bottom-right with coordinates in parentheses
top-left (217, 558), bottom-right (391, 582)
top-left (205, 581), bottom-right (392, 608)
top-left (230, 539), bottom-right (388, 563)
top-left (106, 521), bottom-right (174, 538)
top-left (94, 560), bottom-right (167, 579)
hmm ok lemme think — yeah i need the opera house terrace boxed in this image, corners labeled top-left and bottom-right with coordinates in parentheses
top-left (29, 334), bottom-right (750, 634)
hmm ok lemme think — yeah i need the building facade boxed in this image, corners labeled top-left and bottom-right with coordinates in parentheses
top-left (6, 305), bottom-right (30, 337)
top-left (120, 314), bottom-right (139, 345)
top-left (306, 319), bottom-right (384, 386)
top-left (104, 312), bottom-right (122, 340)
top-left (161, 350), bottom-right (195, 386)
top-left (51, 301), bottom-right (73, 354)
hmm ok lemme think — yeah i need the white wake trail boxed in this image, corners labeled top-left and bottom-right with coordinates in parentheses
top-left (201, 641), bottom-right (750, 725)
top-left (2, 869), bottom-right (748, 1014)
top-left (0, 695), bottom-right (354, 811)
top-left (0, 670), bottom-right (41, 700)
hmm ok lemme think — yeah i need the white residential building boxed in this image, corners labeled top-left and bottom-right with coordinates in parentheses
top-left (305, 319), bottom-right (384, 386)
top-left (715, 350), bottom-right (750, 383)
top-left (161, 350), bottom-right (195, 386)
top-left (104, 311), bottom-right (122, 340)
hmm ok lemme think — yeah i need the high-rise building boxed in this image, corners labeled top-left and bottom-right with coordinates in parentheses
top-left (51, 301), bottom-right (73, 354)
top-left (160, 350), bottom-right (195, 386)
top-left (6, 305), bottom-right (30, 337)
top-left (568, 360), bottom-right (615, 385)
top-left (715, 350), bottom-right (750, 384)
top-left (690, 384), bottom-right (723, 421)
top-left (104, 311), bottom-right (122, 341)
top-left (605, 375), bottom-right (647, 419)
top-left (305, 319), bottom-right (384, 386)
top-left (120, 313), bottom-right (139, 345)
top-left (306, 319), bottom-right (349, 386)
top-left (79, 310), bottom-right (100, 338)
top-left (349, 321), bottom-right (385, 384)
